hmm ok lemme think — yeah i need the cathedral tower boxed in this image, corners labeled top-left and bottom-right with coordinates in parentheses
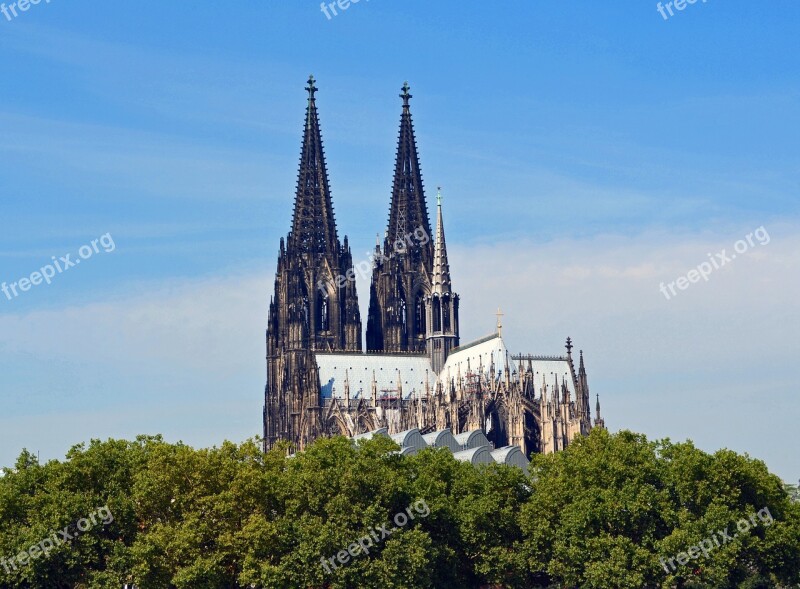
top-left (426, 190), bottom-right (460, 373)
top-left (263, 76), bottom-right (362, 451)
top-left (366, 83), bottom-right (436, 354)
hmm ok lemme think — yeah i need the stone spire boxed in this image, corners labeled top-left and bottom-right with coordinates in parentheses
top-left (263, 77), bottom-right (362, 452)
top-left (431, 188), bottom-right (452, 295)
top-left (426, 192), bottom-right (460, 375)
top-left (290, 75), bottom-right (338, 256)
top-left (578, 349), bottom-right (590, 421)
top-left (385, 82), bottom-right (433, 265)
top-left (367, 82), bottom-right (435, 353)
top-left (594, 393), bottom-right (605, 429)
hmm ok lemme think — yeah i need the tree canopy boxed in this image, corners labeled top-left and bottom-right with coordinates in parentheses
top-left (0, 429), bottom-right (798, 589)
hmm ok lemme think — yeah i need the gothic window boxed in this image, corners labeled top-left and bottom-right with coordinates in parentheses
top-left (443, 297), bottom-right (450, 331)
top-left (433, 296), bottom-right (442, 332)
top-left (415, 293), bottom-right (426, 335)
top-left (398, 281), bottom-right (408, 338)
top-left (296, 272), bottom-right (309, 329)
top-left (317, 291), bottom-right (330, 331)
top-left (399, 299), bottom-right (407, 335)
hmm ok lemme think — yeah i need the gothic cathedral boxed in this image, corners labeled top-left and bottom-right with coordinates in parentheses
top-left (263, 77), bottom-right (604, 457)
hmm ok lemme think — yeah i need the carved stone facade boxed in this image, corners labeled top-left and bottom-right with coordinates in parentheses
top-left (263, 78), bottom-right (605, 457)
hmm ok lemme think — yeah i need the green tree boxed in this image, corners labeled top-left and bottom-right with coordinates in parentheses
top-left (1, 430), bottom-right (798, 589)
top-left (520, 429), bottom-right (800, 589)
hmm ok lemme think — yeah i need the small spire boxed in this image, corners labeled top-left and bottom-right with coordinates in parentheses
top-left (596, 394), bottom-right (601, 417)
top-left (541, 375), bottom-right (547, 405)
top-left (431, 189), bottom-right (452, 296)
top-left (565, 337), bottom-right (573, 357)
top-left (496, 307), bottom-right (504, 336)
top-left (553, 374), bottom-right (559, 407)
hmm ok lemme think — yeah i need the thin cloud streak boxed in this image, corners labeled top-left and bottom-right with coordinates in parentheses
top-left (1, 225), bottom-right (797, 479)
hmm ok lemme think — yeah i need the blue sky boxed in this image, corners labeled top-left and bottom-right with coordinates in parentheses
top-left (0, 1), bottom-right (798, 480)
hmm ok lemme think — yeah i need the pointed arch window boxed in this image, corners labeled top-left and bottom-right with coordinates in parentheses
top-left (299, 278), bottom-right (310, 330)
top-left (317, 290), bottom-right (330, 331)
top-left (301, 297), bottom-right (310, 330)
top-left (399, 298), bottom-right (407, 335)
top-left (397, 280), bottom-right (408, 338)
top-left (415, 293), bottom-right (426, 336)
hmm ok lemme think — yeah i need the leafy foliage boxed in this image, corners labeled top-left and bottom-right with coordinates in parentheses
top-left (0, 430), bottom-right (798, 588)
top-left (785, 482), bottom-right (800, 504)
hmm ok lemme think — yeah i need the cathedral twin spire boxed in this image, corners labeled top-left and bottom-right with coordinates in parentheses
top-left (366, 81), bottom-right (459, 361)
top-left (384, 82), bottom-right (434, 269)
top-left (273, 76), bottom-right (458, 368)
top-left (268, 76), bottom-right (361, 357)
top-left (290, 76), bottom-right (339, 257)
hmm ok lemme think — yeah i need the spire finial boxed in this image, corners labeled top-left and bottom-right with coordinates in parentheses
top-left (437, 186), bottom-right (442, 206)
top-left (496, 307), bottom-right (504, 336)
top-left (401, 81), bottom-right (412, 108)
top-left (565, 337), bottom-right (573, 356)
top-left (306, 75), bottom-right (318, 100)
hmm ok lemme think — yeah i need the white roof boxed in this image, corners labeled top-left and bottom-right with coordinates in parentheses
top-left (317, 336), bottom-right (577, 403)
top-left (441, 334), bottom-right (514, 379)
top-left (453, 445), bottom-right (494, 465)
top-left (422, 429), bottom-right (461, 452)
top-left (441, 334), bottom-right (577, 401)
top-left (491, 446), bottom-right (530, 472)
top-left (352, 428), bottom-right (389, 441)
top-left (390, 428), bottom-right (427, 450)
top-left (316, 353), bottom-right (435, 400)
top-left (454, 429), bottom-right (492, 450)
top-left (346, 432), bottom-right (527, 471)
top-left (526, 358), bottom-right (577, 400)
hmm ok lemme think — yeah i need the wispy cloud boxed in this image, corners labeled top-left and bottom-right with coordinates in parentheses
top-left (1, 224), bottom-right (797, 479)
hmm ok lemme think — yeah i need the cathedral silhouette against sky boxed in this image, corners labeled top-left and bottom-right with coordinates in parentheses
top-left (263, 77), bottom-right (604, 456)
